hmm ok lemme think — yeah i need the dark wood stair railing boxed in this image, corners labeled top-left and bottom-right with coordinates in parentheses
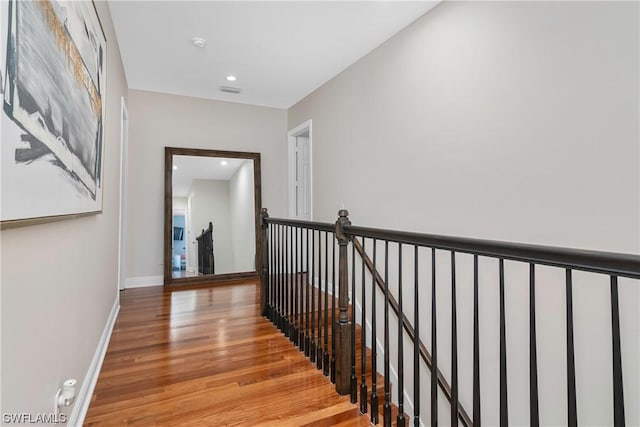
top-left (352, 237), bottom-right (473, 427)
top-left (196, 221), bottom-right (215, 275)
top-left (261, 208), bottom-right (640, 427)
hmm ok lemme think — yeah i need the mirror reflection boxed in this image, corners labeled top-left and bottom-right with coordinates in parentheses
top-left (171, 155), bottom-right (256, 279)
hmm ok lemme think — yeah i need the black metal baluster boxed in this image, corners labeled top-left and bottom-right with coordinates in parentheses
top-left (280, 225), bottom-right (285, 333)
top-left (272, 224), bottom-right (277, 323)
top-left (324, 231), bottom-right (330, 376)
top-left (289, 226), bottom-right (294, 336)
top-left (285, 226), bottom-right (290, 337)
top-left (310, 230), bottom-right (316, 363)
top-left (299, 227), bottom-right (306, 350)
top-left (473, 255), bottom-right (481, 427)
top-left (332, 232), bottom-right (338, 384)
top-left (450, 251), bottom-right (458, 427)
top-left (273, 225), bottom-right (277, 326)
top-left (566, 269), bottom-right (577, 427)
top-left (290, 226), bottom-right (294, 339)
top-left (290, 226), bottom-right (295, 339)
top-left (277, 224), bottom-right (282, 330)
top-left (268, 224), bottom-right (273, 321)
top-left (371, 239), bottom-right (379, 425)
top-left (530, 264), bottom-right (539, 427)
top-left (293, 226), bottom-right (299, 345)
top-left (431, 248), bottom-right (438, 427)
top-left (317, 231), bottom-right (323, 370)
top-left (350, 238), bottom-right (357, 400)
top-left (610, 275), bottom-right (625, 427)
top-left (499, 259), bottom-right (508, 427)
top-left (397, 243), bottom-right (406, 427)
top-left (280, 225), bottom-right (287, 333)
top-left (383, 241), bottom-right (391, 427)
top-left (360, 238), bottom-right (368, 415)
top-left (280, 225), bottom-right (286, 333)
top-left (414, 246), bottom-right (420, 427)
top-left (304, 228), bottom-right (313, 357)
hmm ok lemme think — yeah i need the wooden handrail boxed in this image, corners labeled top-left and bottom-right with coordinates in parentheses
top-left (346, 225), bottom-right (640, 279)
top-left (352, 237), bottom-right (473, 427)
top-left (265, 216), bottom-right (334, 232)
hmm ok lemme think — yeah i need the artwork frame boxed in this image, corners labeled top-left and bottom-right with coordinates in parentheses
top-left (0, 0), bottom-right (107, 230)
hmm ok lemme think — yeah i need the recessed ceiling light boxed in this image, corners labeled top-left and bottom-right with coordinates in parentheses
top-left (191, 37), bottom-right (206, 48)
top-left (173, 165), bottom-right (178, 170)
top-left (221, 160), bottom-right (228, 166)
top-left (226, 75), bottom-right (237, 82)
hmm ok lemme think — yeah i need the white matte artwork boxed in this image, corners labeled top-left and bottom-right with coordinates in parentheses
top-left (0, 0), bottom-right (106, 224)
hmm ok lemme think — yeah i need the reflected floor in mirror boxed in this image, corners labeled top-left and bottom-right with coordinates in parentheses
top-left (171, 269), bottom-right (200, 279)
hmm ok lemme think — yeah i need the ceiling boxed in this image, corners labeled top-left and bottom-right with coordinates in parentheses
top-left (109, 1), bottom-right (439, 109)
top-left (172, 156), bottom-right (248, 197)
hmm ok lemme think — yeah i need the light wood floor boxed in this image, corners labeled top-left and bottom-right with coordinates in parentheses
top-left (85, 281), bottom-right (376, 426)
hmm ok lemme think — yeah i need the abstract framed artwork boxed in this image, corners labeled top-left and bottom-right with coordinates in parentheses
top-left (0, 0), bottom-right (106, 229)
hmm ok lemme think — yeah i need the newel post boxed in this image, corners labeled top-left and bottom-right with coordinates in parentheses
top-left (335, 209), bottom-right (352, 395)
top-left (260, 208), bottom-right (269, 317)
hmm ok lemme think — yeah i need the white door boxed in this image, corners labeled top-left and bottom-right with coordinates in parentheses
top-left (288, 121), bottom-right (312, 220)
top-left (295, 136), bottom-right (311, 219)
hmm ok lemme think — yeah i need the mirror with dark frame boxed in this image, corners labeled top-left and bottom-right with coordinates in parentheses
top-left (164, 147), bottom-right (262, 286)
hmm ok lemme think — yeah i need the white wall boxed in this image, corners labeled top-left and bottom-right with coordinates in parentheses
top-left (173, 197), bottom-right (187, 211)
top-left (289, 1), bottom-right (639, 426)
top-left (0, 1), bottom-right (128, 422)
top-left (125, 90), bottom-right (287, 281)
top-left (229, 160), bottom-right (256, 272)
top-left (188, 179), bottom-right (234, 274)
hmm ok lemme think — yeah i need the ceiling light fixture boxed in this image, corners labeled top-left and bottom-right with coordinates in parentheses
top-left (220, 160), bottom-right (228, 166)
top-left (191, 37), bottom-right (207, 48)
top-left (226, 75), bottom-right (237, 82)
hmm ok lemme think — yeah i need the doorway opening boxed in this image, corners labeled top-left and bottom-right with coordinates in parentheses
top-left (287, 120), bottom-right (312, 220)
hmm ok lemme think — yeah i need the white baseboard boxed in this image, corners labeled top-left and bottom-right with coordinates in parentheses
top-left (125, 275), bottom-right (163, 288)
top-left (68, 297), bottom-right (120, 426)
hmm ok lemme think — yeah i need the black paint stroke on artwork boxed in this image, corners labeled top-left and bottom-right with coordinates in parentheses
top-left (15, 134), bottom-right (55, 163)
top-left (3, 0), bottom-right (104, 200)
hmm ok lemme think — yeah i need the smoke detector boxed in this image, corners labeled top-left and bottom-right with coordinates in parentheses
top-left (191, 37), bottom-right (207, 48)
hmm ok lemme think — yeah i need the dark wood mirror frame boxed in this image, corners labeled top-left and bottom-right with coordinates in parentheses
top-left (164, 147), bottom-right (262, 286)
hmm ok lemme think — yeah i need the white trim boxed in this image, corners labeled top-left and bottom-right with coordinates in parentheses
top-left (125, 275), bottom-right (164, 288)
top-left (287, 120), bottom-right (313, 220)
top-left (67, 297), bottom-right (120, 426)
top-left (117, 97), bottom-right (129, 291)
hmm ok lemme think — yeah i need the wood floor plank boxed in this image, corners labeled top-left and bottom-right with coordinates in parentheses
top-left (85, 281), bottom-right (377, 426)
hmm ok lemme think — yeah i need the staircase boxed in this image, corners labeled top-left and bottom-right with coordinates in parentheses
top-left (265, 279), bottom-right (403, 425)
top-left (261, 208), bottom-right (639, 427)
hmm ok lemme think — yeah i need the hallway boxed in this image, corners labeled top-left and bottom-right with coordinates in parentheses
top-left (85, 282), bottom-right (371, 426)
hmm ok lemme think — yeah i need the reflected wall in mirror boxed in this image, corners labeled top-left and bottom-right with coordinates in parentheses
top-left (164, 148), bottom-right (261, 286)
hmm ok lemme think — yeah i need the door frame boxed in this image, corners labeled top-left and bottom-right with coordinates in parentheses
top-left (117, 97), bottom-right (129, 290)
top-left (171, 208), bottom-right (187, 272)
top-left (287, 120), bottom-right (313, 220)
